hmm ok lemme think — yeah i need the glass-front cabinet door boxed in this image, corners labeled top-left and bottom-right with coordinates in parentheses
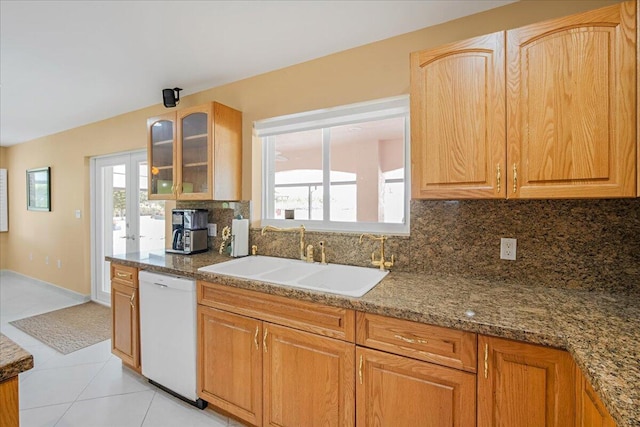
top-left (148, 113), bottom-right (177, 199)
top-left (177, 105), bottom-right (212, 199)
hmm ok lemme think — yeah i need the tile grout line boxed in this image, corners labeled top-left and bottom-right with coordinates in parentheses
top-left (139, 390), bottom-right (158, 427)
top-left (51, 358), bottom-right (109, 427)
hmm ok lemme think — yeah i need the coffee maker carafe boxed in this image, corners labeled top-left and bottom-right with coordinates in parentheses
top-left (167, 209), bottom-right (209, 254)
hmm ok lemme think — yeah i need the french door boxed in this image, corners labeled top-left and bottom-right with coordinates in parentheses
top-left (92, 151), bottom-right (166, 304)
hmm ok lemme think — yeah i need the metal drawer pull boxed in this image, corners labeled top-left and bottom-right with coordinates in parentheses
top-left (116, 272), bottom-right (129, 278)
top-left (484, 343), bottom-right (489, 379)
top-left (263, 328), bottom-right (268, 353)
top-left (394, 334), bottom-right (428, 345)
top-left (254, 326), bottom-right (259, 350)
top-left (359, 355), bottom-right (363, 385)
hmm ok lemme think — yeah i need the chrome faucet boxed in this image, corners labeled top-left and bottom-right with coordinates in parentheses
top-left (261, 225), bottom-right (307, 262)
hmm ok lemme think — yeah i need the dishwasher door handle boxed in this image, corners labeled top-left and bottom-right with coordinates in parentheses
top-left (153, 283), bottom-right (168, 288)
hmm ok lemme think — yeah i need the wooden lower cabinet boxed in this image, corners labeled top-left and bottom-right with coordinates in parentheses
top-left (576, 367), bottom-right (617, 427)
top-left (0, 376), bottom-right (19, 427)
top-left (111, 280), bottom-right (140, 370)
top-left (198, 306), bottom-right (262, 426)
top-left (478, 335), bottom-right (576, 427)
top-left (263, 324), bottom-right (355, 427)
top-left (356, 347), bottom-right (476, 427)
top-left (197, 303), bottom-right (355, 427)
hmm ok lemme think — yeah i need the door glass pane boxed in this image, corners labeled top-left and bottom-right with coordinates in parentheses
top-left (138, 161), bottom-right (166, 252)
top-left (110, 164), bottom-right (127, 256)
top-left (181, 112), bottom-right (208, 194)
top-left (273, 129), bottom-right (323, 220)
top-left (329, 117), bottom-right (405, 223)
top-left (100, 163), bottom-right (127, 297)
top-left (150, 119), bottom-right (174, 196)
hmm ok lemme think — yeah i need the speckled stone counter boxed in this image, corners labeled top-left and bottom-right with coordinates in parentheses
top-left (0, 333), bottom-right (34, 381)
top-left (107, 252), bottom-right (640, 427)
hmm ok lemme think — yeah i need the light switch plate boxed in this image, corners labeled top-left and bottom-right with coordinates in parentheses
top-left (500, 238), bottom-right (517, 260)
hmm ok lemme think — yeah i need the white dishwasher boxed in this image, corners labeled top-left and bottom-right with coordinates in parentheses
top-left (138, 271), bottom-right (207, 409)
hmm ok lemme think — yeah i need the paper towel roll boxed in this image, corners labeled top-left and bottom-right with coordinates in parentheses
top-left (231, 218), bottom-right (249, 257)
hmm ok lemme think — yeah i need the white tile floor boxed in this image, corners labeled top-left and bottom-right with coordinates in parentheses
top-left (0, 272), bottom-right (246, 427)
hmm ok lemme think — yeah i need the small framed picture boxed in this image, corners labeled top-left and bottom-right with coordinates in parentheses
top-left (26, 167), bottom-right (51, 212)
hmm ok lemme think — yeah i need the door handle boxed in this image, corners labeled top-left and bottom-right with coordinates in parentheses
top-left (129, 292), bottom-right (135, 308)
top-left (263, 328), bottom-right (268, 353)
top-left (153, 283), bottom-right (168, 288)
top-left (254, 326), bottom-right (259, 350)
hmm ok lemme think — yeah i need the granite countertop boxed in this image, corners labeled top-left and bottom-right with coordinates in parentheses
top-left (0, 333), bottom-right (34, 382)
top-left (108, 251), bottom-right (640, 427)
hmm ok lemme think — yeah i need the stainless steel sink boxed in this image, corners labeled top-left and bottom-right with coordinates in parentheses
top-left (198, 256), bottom-right (388, 297)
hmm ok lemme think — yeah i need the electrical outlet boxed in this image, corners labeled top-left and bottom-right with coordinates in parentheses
top-left (57, 260), bottom-right (62, 269)
top-left (29, 253), bottom-right (33, 261)
top-left (500, 238), bottom-right (517, 260)
top-left (45, 256), bottom-right (49, 265)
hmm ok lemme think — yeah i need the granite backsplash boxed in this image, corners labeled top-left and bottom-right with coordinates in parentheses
top-left (178, 198), bottom-right (640, 293)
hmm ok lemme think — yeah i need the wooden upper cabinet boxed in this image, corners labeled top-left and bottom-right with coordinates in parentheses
top-left (478, 335), bottom-right (576, 427)
top-left (177, 105), bottom-right (212, 200)
top-left (148, 102), bottom-right (242, 201)
top-left (411, 31), bottom-right (506, 199)
top-left (148, 112), bottom-right (177, 199)
top-left (506, 1), bottom-right (637, 198)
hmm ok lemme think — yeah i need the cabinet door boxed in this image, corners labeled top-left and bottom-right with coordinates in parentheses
top-left (263, 324), bottom-right (355, 427)
top-left (147, 112), bottom-right (177, 200)
top-left (197, 306), bottom-right (262, 426)
top-left (478, 335), bottom-right (576, 427)
top-left (576, 367), bottom-right (617, 427)
top-left (507, 1), bottom-right (636, 198)
top-left (356, 347), bottom-right (475, 427)
top-left (411, 31), bottom-right (506, 199)
top-left (211, 102), bottom-right (243, 201)
top-left (111, 281), bottom-right (139, 369)
top-left (177, 104), bottom-right (213, 200)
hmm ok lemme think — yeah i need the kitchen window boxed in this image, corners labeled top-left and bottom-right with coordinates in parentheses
top-left (256, 96), bottom-right (409, 234)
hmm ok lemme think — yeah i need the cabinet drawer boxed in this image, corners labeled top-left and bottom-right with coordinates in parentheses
top-left (356, 312), bottom-right (477, 372)
top-left (110, 264), bottom-right (138, 288)
top-left (198, 281), bottom-right (355, 342)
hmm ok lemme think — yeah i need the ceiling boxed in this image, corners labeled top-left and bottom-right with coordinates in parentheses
top-left (0, 0), bottom-right (515, 147)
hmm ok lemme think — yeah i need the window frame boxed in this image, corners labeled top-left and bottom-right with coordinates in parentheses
top-left (258, 95), bottom-right (410, 235)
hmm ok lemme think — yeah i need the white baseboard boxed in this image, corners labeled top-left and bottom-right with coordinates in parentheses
top-left (0, 270), bottom-right (90, 303)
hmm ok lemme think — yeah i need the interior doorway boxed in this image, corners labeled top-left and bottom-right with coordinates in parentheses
top-left (91, 151), bottom-right (166, 305)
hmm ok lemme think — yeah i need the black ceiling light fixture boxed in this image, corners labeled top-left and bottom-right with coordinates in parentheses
top-left (162, 87), bottom-right (183, 108)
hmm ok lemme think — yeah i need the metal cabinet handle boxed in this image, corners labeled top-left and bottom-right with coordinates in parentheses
top-left (359, 355), bottom-right (364, 385)
top-left (254, 326), bottom-right (259, 350)
top-left (263, 328), bottom-right (268, 353)
top-left (129, 292), bottom-right (135, 308)
top-left (484, 343), bottom-right (489, 379)
top-left (116, 272), bottom-right (129, 278)
top-left (394, 334), bottom-right (428, 345)
top-left (496, 163), bottom-right (501, 193)
top-left (513, 163), bottom-right (518, 193)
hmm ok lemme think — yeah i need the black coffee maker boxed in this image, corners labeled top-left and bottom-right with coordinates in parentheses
top-left (167, 209), bottom-right (208, 254)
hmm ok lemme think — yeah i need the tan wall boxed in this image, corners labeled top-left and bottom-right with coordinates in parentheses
top-left (1, 0), bottom-right (622, 294)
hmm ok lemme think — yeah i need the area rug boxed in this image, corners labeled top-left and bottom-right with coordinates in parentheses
top-left (9, 302), bottom-right (111, 354)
